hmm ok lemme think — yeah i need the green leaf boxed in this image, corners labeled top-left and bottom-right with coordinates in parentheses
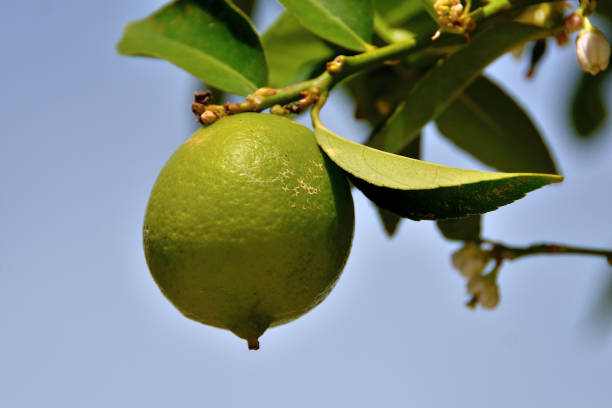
top-left (344, 66), bottom-right (421, 235)
top-left (262, 12), bottom-right (335, 88)
top-left (374, 136), bottom-right (421, 236)
top-left (377, 207), bottom-right (403, 236)
top-left (344, 66), bottom-right (421, 234)
top-left (373, 0), bottom-right (426, 26)
top-left (586, 273), bottom-right (612, 336)
top-left (277, 0), bottom-right (373, 51)
top-left (570, 70), bottom-right (609, 139)
top-left (417, 0), bottom-right (437, 21)
top-left (369, 21), bottom-right (548, 153)
top-left (436, 215), bottom-right (481, 242)
top-left (436, 75), bottom-right (558, 174)
top-left (232, 0), bottom-right (257, 16)
top-left (314, 126), bottom-right (563, 220)
top-left (597, 2), bottom-right (612, 23)
top-left (345, 66), bottom-right (420, 128)
top-left (117, 0), bottom-right (267, 96)
top-left (372, 1), bottom-right (434, 44)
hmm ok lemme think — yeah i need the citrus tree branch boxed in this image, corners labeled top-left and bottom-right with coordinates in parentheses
top-left (192, 0), bottom-right (563, 125)
top-left (484, 240), bottom-right (612, 264)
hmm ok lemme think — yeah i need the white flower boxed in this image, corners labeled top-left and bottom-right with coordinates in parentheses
top-left (466, 275), bottom-right (487, 296)
top-left (515, 4), bottom-right (552, 27)
top-left (479, 285), bottom-right (500, 310)
top-left (576, 29), bottom-right (611, 75)
top-left (451, 242), bottom-right (489, 278)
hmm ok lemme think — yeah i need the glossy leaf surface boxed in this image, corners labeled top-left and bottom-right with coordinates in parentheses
top-left (374, 0), bottom-right (427, 26)
top-left (375, 136), bottom-right (421, 236)
top-left (369, 22), bottom-right (548, 153)
top-left (277, 0), bottom-right (373, 51)
top-left (345, 66), bottom-right (420, 129)
top-left (315, 126), bottom-right (562, 220)
top-left (262, 12), bottom-right (335, 88)
top-left (117, 0), bottom-right (267, 96)
top-left (436, 76), bottom-right (558, 174)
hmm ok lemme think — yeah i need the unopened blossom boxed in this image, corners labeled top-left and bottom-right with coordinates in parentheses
top-left (434, 0), bottom-right (463, 27)
top-left (576, 28), bottom-right (611, 75)
top-left (466, 275), bottom-right (488, 296)
top-left (451, 242), bottom-right (489, 278)
top-left (479, 284), bottom-right (500, 309)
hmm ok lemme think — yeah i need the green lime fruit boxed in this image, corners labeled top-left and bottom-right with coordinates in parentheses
top-left (143, 113), bottom-right (354, 349)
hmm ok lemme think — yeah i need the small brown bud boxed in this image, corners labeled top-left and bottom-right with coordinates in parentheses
top-left (191, 102), bottom-right (207, 117)
top-left (270, 105), bottom-right (289, 115)
top-left (200, 110), bottom-right (219, 125)
top-left (254, 87), bottom-right (277, 97)
top-left (326, 56), bottom-right (344, 73)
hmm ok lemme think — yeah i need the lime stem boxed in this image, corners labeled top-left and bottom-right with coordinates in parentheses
top-left (247, 337), bottom-right (260, 350)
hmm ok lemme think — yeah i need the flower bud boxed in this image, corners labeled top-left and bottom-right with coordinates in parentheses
top-left (479, 284), bottom-right (500, 310)
top-left (200, 110), bottom-right (219, 125)
top-left (466, 275), bottom-right (487, 296)
top-left (576, 28), bottom-right (611, 75)
top-left (451, 242), bottom-right (489, 278)
top-left (270, 104), bottom-right (289, 116)
top-left (515, 4), bottom-right (551, 27)
top-left (434, 0), bottom-right (462, 26)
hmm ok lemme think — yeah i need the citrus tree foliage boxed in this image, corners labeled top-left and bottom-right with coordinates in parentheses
top-left (118, 0), bottom-right (612, 330)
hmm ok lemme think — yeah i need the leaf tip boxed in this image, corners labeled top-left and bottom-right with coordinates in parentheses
top-left (545, 174), bottom-right (564, 184)
top-left (115, 22), bottom-right (137, 56)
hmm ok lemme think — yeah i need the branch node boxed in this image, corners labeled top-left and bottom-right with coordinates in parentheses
top-left (326, 56), bottom-right (345, 73)
top-left (270, 104), bottom-right (290, 115)
top-left (199, 110), bottom-right (220, 125)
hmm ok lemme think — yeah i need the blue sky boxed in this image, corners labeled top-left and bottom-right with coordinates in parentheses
top-left (1, 1), bottom-right (611, 407)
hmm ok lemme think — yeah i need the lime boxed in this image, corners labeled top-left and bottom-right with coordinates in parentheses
top-left (143, 113), bottom-right (354, 349)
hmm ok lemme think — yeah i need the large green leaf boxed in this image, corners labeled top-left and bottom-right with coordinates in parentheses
top-left (344, 66), bottom-right (421, 235)
top-left (262, 12), bottom-right (335, 88)
top-left (417, 0), bottom-right (437, 21)
top-left (375, 136), bottom-right (421, 236)
top-left (344, 66), bottom-right (422, 234)
top-left (374, 0), bottom-right (427, 26)
top-left (117, 0), bottom-right (267, 96)
top-left (436, 75), bottom-right (558, 174)
top-left (372, 0), bottom-right (434, 44)
top-left (277, 0), bottom-right (373, 51)
top-left (369, 21), bottom-right (548, 153)
top-left (315, 126), bottom-right (562, 220)
top-left (598, 2), bottom-right (612, 23)
top-left (571, 70), bottom-right (609, 138)
top-left (232, 0), bottom-right (257, 15)
top-left (345, 66), bottom-right (420, 128)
